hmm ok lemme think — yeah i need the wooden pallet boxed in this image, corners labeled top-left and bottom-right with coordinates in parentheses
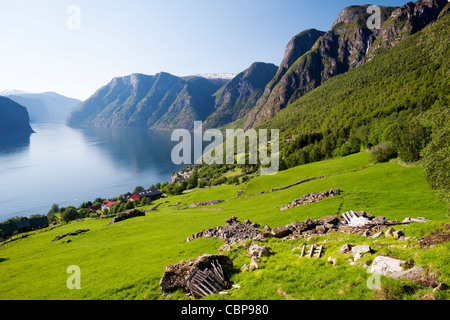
top-left (298, 244), bottom-right (323, 258)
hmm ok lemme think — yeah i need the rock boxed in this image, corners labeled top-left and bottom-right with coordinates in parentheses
top-left (318, 215), bottom-right (342, 225)
top-left (371, 231), bottom-right (383, 239)
top-left (370, 256), bottom-right (406, 276)
top-left (402, 217), bottom-right (429, 223)
top-left (109, 209), bottom-right (145, 224)
top-left (390, 266), bottom-right (425, 281)
top-left (271, 225), bottom-right (291, 238)
top-left (355, 211), bottom-right (375, 220)
top-left (315, 225), bottom-right (327, 234)
top-left (225, 216), bottom-right (238, 224)
top-left (186, 217), bottom-right (264, 244)
top-left (248, 244), bottom-right (274, 258)
top-left (351, 245), bottom-right (372, 260)
top-left (328, 257), bottom-right (337, 267)
top-left (241, 264), bottom-right (249, 272)
top-left (280, 189), bottom-right (342, 210)
top-left (338, 225), bottom-right (354, 233)
top-left (292, 221), bottom-right (309, 232)
top-left (372, 216), bottom-right (386, 225)
top-left (393, 229), bottom-right (405, 239)
top-left (159, 254), bottom-right (233, 293)
top-left (339, 243), bottom-right (354, 254)
top-left (384, 228), bottom-right (395, 237)
top-left (249, 257), bottom-right (260, 270)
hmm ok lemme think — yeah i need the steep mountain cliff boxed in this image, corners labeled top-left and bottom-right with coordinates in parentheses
top-left (203, 62), bottom-right (278, 129)
top-left (66, 73), bottom-right (227, 131)
top-left (0, 96), bottom-right (34, 137)
top-left (243, 0), bottom-right (448, 129)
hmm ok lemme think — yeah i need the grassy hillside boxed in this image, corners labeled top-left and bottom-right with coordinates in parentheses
top-left (1, 152), bottom-right (448, 300)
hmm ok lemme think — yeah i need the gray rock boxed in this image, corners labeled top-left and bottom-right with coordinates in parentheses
top-left (371, 231), bottom-right (383, 239)
top-left (351, 245), bottom-right (372, 260)
top-left (271, 225), bottom-right (291, 238)
top-left (248, 244), bottom-right (274, 258)
top-left (339, 243), bottom-right (354, 254)
top-left (390, 266), bottom-right (425, 281)
top-left (370, 255), bottom-right (406, 276)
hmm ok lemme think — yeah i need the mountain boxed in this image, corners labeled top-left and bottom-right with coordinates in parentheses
top-left (0, 96), bottom-right (34, 137)
top-left (4, 92), bottom-right (81, 123)
top-left (203, 62), bottom-right (278, 129)
top-left (66, 73), bottom-right (227, 131)
top-left (260, 1), bottom-right (449, 168)
top-left (242, 0), bottom-right (448, 129)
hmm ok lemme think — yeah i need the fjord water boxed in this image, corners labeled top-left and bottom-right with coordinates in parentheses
top-left (0, 123), bottom-right (184, 222)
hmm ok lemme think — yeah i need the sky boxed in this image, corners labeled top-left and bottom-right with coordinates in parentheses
top-left (0, 0), bottom-right (409, 101)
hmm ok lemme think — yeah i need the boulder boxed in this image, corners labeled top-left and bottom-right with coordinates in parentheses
top-left (393, 229), bottom-right (405, 239)
top-left (315, 225), bottom-right (326, 234)
top-left (339, 243), bottom-right (354, 254)
top-left (370, 256), bottom-right (406, 276)
top-left (351, 245), bottom-right (372, 260)
top-left (290, 221), bottom-right (309, 232)
top-left (109, 209), bottom-right (145, 224)
top-left (271, 225), bottom-right (291, 238)
top-left (318, 215), bottom-right (341, 225)
top-left (249, 244), bottom-right (274, 258)
top-left (390, 266), bottom-right (425, 281)
top-left (384, 228), bottom-right (395, 237)
top-left (249, 257), bottom-right (260, 270)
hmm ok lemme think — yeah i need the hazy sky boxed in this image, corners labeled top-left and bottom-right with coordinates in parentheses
top-left (0, 0), bottom-right (408, 101)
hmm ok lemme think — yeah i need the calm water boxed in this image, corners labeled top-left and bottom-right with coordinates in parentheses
top-left (0, 123), bottom-right (185, 222)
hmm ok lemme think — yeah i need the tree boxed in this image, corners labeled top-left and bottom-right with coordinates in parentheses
top-left (421, 106), bottom-right (449, 206)
top-left (61, 207), bottom-right (79, 223)
top-left (133, 186), bottom-right (145, 194)
top-left (369, 141), bottom-right (397, 163)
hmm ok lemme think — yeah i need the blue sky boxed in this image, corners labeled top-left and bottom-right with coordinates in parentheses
top-left (0, 0), bottom-right (408, 100)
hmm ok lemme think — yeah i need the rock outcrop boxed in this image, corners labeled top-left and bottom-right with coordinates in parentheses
top-left (280, 189), bottom-right (342, 210)
top-left (186, 216), bottom-right (263, 245)
top-left (108, 209), bottom-right (145, 224)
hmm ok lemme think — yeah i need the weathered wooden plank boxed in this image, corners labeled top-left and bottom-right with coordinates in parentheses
top-left (317, 245), bottom-right (323, 258)
top-left (309, 244), bottom-right (315, 258)
top-left (300, 245), bottom-right (305, 258)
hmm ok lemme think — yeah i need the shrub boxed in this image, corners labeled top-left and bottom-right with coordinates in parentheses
top-left (369, 141), bottom-right (397, 163)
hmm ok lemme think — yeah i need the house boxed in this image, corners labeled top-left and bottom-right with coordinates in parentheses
top-left (129, 188), bottom-right (162, 202)
top-left (101, 201), bottom-right (118, 211)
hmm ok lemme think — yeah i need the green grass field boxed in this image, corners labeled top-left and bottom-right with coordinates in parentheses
top-left (1, 152), bottom-right (448, 300)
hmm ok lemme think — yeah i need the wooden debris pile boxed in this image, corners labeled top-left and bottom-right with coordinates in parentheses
top-left (159, 254), bottom-right (233, 298)
top-left (186, 259), bottom-right (227, 298)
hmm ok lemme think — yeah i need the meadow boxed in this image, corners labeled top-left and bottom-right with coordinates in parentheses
top-left (0, 152), bottom-right (448, 300)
